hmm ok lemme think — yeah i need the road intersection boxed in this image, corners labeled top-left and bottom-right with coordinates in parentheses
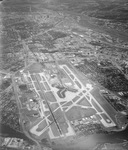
top-left (14, 61), bottom-right (117, 140)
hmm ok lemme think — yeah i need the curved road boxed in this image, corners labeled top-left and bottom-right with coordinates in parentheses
top-left (11, 74), bottom-right (42, 150)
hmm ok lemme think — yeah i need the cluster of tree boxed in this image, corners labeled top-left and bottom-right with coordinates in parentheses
top-left (32, 33), bottom-right (55, 49)
top-left (0, 90), bottom-right (21, 132)
top-left (0, 78), bottom-right (12, 92)
top-left (116, 112), bottom-right (128, 128)
top-left (48, 30), bottom-right (68, 40)
top-left (78, 59), bottom-right (128, 92)
top-left (1, 29), bottom-right (23, 71)
top-left (76, 123), bottom-right (108, 136)
top-left (2, 55), bottom-right (24, 72)
top-left (96, 73), bottom-right (128, 92)
top-left (103, 94), bottom-right (127, 112)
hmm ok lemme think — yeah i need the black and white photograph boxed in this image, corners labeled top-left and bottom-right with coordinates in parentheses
top-left (0, 0), bottom-right (128, 150)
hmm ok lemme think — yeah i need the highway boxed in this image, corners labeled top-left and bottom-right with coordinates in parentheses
top-left (11, 74), bottom-right (42, 150)
top-left (9, 52), bottom-right (121, 142)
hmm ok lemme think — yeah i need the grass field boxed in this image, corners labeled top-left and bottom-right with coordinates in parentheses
top-left (36, 120), bottom-right (47, 132)
top-left (66, 106), bottom-right (96, 121)
top-left (77, 97), bottom-right (92, 107)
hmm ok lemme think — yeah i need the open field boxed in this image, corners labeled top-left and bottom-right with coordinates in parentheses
top-left (13, 60), bottom-right (120, 141)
